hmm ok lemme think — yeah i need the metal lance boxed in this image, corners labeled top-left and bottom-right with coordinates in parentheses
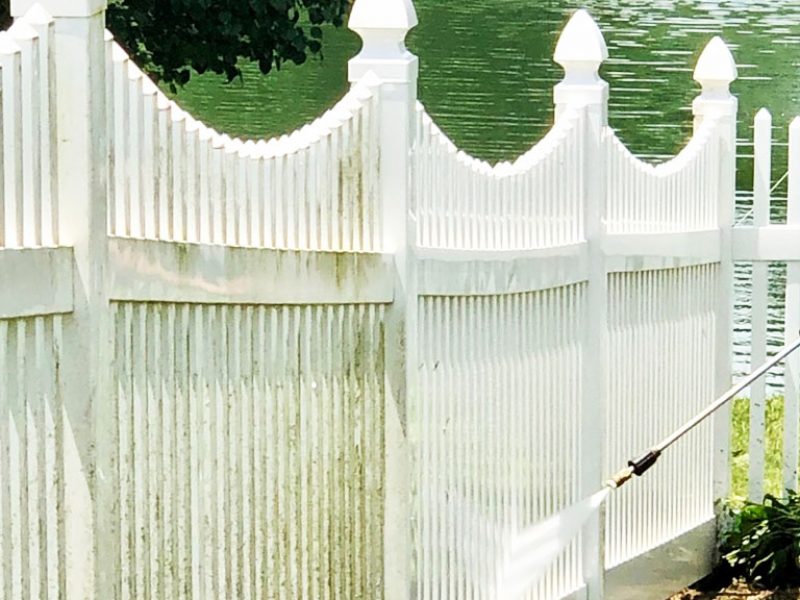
top-left (606, 334), bottom-right (800, 489)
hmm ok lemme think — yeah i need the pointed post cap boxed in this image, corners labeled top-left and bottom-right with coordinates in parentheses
top-left (8, 20), bottom-right (39, 41)
top-left (693, 36), bottom-right (737, 97)
top-left (0, 32), bottom-right (22, 56)
top-left (554, 9), bottom-right (608, 83)
top-left (17, 3), bottom-right (54, 25)
top-left (348, 0), bottom-right (419, 83)
top-left (349, 0), bottom-right (417, 33)
top-left (11, 0), bottom-right (106, 18)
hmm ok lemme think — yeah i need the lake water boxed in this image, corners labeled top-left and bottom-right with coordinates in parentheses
top-left (172, 0), bottom-right (800, 391)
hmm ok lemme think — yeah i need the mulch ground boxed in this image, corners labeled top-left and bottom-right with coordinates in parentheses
top-left (669, 579), bottom-right (800, 599)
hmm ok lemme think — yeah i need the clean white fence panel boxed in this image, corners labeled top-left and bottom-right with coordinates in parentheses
top-left (415, 287), bottom-right (586, 600)
top-left (605, 265), bottom-right (717, 568)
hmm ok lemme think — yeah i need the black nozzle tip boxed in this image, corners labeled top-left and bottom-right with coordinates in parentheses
top-left (628, 449), bottom-right (661, 477)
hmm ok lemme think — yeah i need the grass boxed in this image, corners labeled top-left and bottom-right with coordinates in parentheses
top-left (730, 395), bottom-right (788, 500)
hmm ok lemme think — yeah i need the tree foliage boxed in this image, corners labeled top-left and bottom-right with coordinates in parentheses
top-left (1, 0), bottom-right (350, 88)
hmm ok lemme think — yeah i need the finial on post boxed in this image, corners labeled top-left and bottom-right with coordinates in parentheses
top-left (348, 0), bottom-right (418, 84)
top-left (553, 9), bottom-right (609, 123)
top-left (554, 10), bottom-right (608, 84)
top-left (692, 36), bottom-right (737, 127)
top-left (15, 3), bottom-right (53, 25)
top-left (693, 37), bottom-right (737, 100)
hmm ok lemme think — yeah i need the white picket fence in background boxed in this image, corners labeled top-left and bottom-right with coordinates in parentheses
top-left (736, 109), bottom-right (800, 503)
top-left (0, 0), bottom-right (797, 599)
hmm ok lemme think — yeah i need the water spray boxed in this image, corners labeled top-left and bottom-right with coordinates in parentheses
top-left (606, 334), bottom-right (800, 490)
top-left (471, 335), bottom-right (800, 599)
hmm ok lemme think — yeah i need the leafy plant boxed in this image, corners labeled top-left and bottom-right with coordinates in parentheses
top-left (719, 490), bottom-right (800, 588)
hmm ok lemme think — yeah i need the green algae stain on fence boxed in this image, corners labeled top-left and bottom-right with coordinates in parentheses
top-left (174, 242), bottom-right (192, 272)
top-left (333, 252), bottom-right (348, 291)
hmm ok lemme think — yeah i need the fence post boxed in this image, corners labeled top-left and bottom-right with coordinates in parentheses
top-left (553, 10), bottom-right (609, 600)
top-left (692, 37), bottom-right (737, 507)
top-left (10, 1), bottom-right (110, 598)
top-left (348, 1), bottom-right (418, 598)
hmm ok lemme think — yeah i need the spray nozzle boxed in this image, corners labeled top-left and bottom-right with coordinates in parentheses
top-left (628, 449), bottom-right (661, 476)
top-left (605, 466), bottom-right (634, 489)
top-left (605, 449), bottom-right (662, 490)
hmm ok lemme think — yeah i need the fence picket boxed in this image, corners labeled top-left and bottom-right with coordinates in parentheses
top-left (749, 108), bottom-right (772, 501)
top-left (11, 22), bottom-right (41, 247)
top-left (0, 33), bottom-right (23, 248)
top-left (783, 117), bottom-right (800, 491)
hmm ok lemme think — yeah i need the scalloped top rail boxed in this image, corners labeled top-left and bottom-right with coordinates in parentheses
top-left (604, 116), bottom-right (724, 234)
top-left (106, 34), bottom-right (383, 251)
top-left (414, 101), bottom-right (727, 249)
top-left (414, 104), bottom-right (588, 250)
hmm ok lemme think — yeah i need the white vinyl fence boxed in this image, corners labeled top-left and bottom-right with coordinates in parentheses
top-left (0, 0), bottom-right (793, 599)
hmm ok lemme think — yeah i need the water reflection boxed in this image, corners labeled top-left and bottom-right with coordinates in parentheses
top-left (173, 0), bottom-right (800, 391)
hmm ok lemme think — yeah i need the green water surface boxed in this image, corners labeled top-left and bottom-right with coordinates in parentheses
top-left (173, 0), bottom-right (800, 166)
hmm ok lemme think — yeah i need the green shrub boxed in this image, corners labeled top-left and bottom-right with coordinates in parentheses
top-left (719, 490), bottom-right (800, 588)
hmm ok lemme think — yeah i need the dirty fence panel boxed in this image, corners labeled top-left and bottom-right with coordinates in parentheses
top-left (110, 302), bottom-right (386, 599)
top-left (0, 315), bottom-right (66, 600)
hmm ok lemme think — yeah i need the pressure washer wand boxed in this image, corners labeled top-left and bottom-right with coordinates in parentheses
top-left (606, 334), bottom-right (800, 489)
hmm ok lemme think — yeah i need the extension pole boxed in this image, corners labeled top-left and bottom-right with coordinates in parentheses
top-left (607, 334), bottom-right (800, 488)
